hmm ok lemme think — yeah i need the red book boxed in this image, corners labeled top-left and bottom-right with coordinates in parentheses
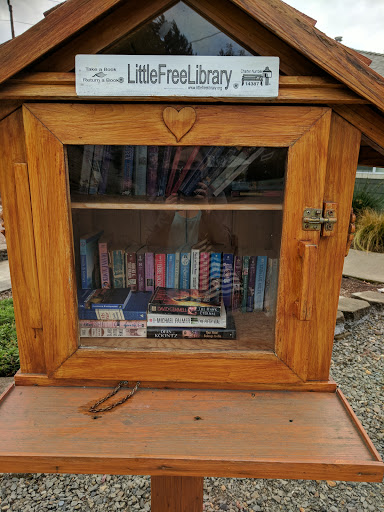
top-left (199, 251), bottom-right (210, 291)
top-left (165, 146), bottom-right (182, 196)
top-left (171, 146), bottom-right (200, 194)
top-left (155, 251), bottom-right (166, 288)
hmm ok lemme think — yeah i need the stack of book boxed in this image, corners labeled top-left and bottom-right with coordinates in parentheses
top-left (146, 287), bottom-right (236, 339)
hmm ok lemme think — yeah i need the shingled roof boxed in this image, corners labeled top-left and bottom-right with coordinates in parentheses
top-left (357, 50), bottom-right (384, 78)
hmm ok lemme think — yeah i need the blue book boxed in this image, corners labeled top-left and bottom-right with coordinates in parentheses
top-left (166, 252), bottom-right (176, 288)
top-left (79, 292), bottom-right (152, 321)
top-left (77, 288), bottom-right (97, 309)
top-left (254, 256), bottom-right (268, 311)
top-left (80, 231), bottom-right (103, 289)
top-left (179, 245), bottom-right (191, 289)
top-left (111, 248), bottom-right (125, 288)
top-left (90, 288), bottom-right (131, 309)
top-left (222, 250), bottom-right (234, 309)
top-left (209, 250), bottom-right (222, 295)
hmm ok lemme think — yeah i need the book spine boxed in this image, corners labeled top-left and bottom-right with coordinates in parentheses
top-left (179, 251), bottom-right (191, 289)
top-left (148, 304), bottom-right (221, 316)
top-left (190, 248), bottom-right (200, 289)
top-left (254, 256), bottom-right (268, 311)
top-left (155, 252), bottom-right (166, 288)
top-left (80, 327), bottom-right (146, 337)
top-left (231, 255), bottom-right (242, 311)
top-left (222, 252), bottom-right (234, 309)
top-left (79, 308), bottom-right (147, 321)
top-left (171, 145), bottom-right (200, 194)
top-left (121, 145), bottom-right (135, 195)
top-left (241, 256), bottom-right (250, 313)
top-left (88, 145), bottom-right (104, 194)
top-left (147, 313), bottom-right (226, 328)
top-left (264, 258), bottom-right (279, 314)
top-left (79, 320), bottom-right (146, 328)
top-left (145, 251), bottom-right (154, 292)
top-left (99, 241), bottom-right (111, 289)
top-left (126, 251), bottom-right (137, 291)
top-left (166, 253), bottom-right (175, 288)
top-left (80, 238), bottom-right (88, 289)
top-left (246, 256), bottom-right (257, 312)
top-left (134, 146), bottom-right (147, 196)
top-left (165, 146), bottom-right (182, 196)
top-left (174, 251), bottom-right (180, 290)
top-left (181, 146), bottom-right (222, 196)
top-left (147, 145), bottom-right (159, 197)
top-left (111, 250), bottom-right (125, 288)
top-left (209, 252), bottom-right (221, 293)
top-left (147, 327), bottom-right (235, 339)
top-left (79, 145), bottom-right (94, 194)
top-left (158, 146), bottom-right (172, 196)
top-left (98, 145), bottom-right (112, 194)
top-left (137, 253), bottom-right (145, 292)
top-left (95, 308), bottom-right (125, 320)
top-left (199, 252), bottom-right (210, 291)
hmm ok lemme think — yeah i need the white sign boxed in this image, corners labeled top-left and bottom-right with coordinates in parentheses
top-left (75, 55), bottom-right (279, 98)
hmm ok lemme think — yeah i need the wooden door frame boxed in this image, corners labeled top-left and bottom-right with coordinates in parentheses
top-left (3, 103), bottom-right (360, 389)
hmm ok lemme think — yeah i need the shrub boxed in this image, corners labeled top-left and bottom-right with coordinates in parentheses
top-left (352, 177), bottom-right (384, 217)
top-left (354, 209), bottom-right (384, 253)
top-left (0, 298), bottom-right (19, 377)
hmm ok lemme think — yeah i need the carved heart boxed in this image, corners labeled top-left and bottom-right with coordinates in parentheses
top-left (162, 107), bottom-right (196, 142)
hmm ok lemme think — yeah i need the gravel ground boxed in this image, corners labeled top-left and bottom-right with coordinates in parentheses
top-left (0, 310), bottom-right (383, 512)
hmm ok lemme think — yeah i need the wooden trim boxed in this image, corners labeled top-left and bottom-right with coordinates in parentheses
top-left (0, 100), bottom-right (22, 121)
top-left (230, 0), bottom-right (384, 113)
top-left (14, 372), bottom-right (338, 392)
top-left (0, 382), bottom-right (14, 402)
top-left (23, 103), bottom-right (330, 147)
top-left (151, 476), bottom-right (203, 512)
top-left (0, 110), bottom-right (46, 373)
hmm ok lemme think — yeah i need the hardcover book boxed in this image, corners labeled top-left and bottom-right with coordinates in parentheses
top-left (148, 299), bottom-right (226, 328)
top-left (147, 314), bottom-right (235, 339)
top-left (79, 291), bottom-right (152, 321)
top-left (148, 287), bottom-right (221, 316)
top-left (80, 231), bottom-right (103, 289)
top-left (254, 255), bottom-right (268, 311)
top-left (89, 288), bottom-right (131, 309)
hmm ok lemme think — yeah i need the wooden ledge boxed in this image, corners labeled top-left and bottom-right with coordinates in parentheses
top-left (0, 386), bottom-right (382, 481)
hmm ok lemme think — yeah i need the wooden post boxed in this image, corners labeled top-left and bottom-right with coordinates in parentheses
top-left (151, 476), bottom-right (204, 512)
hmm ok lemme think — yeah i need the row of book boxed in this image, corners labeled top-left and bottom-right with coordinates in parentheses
top-left (78, 287), bottom-right (236, 339)
top-left (80, 231), bottom-right (278, 314)
top-left (74, 144), bottom-right (283, 198)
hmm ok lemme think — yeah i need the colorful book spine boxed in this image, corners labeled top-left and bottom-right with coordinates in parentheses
top-left (222, 251), bottom-right (234, 309)
top-left (79, 145), bottom-right (94, 194)
top-left (79, 306), bottom-right (148, 321)
top-left (134, 146), bottom-right (147, 196)
top-left (174, 249), bottom-right (180, 290)
top-left (190, 247), bottom-right (200, 290)
top-left (80, 231), bottom-right (103, 289)
top-left (166, 253), bottom-right (176, 288)
top-left (79, 320), bottom-right (146, 329)
top-left (125, 250), bottom-right (137, 291)
top-left (246, 256), bottom-right (257, 312)
top-left (241, 255), bottom-right (250, 313)
top-left (165, 146), bottom-right (182, 196)
top-left (231, 255), bottom-right (242, 311)
top-left (147, 145), bottom-right (159, 197)
top-left (199, 252), bottom-right (210, 291)
top-left (137, 251), bottom-right (145, 292)
top-left (148, 304), bottom-right (226, 328)
top-left (145, 250), bottom-right (155, 292)
top-left (88, 145), bottom-right (104, 194)
top-left (264, 258), bottom-right (279, 314)
top-left (121, 145), bottom-right (135, 195)
top-left (209, 251), bottom-right (221, 294)
top-left (98, 239), bottom-right (111, 289)
top-left (147, 315), bottom-right (235, 339)
top-left (254, 256), bottom-right (268, 311)
top-left (155, 251), bottom-right (166, 288)
top-left (179, 247), bottom-right (191, 289)
top-left (111, 249), bottom-right (125, 288)
top-left (158, 146), bottom-right (172, 196)
top-left (80, 327), bottom-right (146, 337)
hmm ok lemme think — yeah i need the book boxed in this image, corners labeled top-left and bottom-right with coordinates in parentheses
top-left (158, 146), bottom-right (172, 196)
top-left (134, 146), bottom-right (147, 196)
top-left (165, 146), bottom-right (182, 196)
top-left (147, 314), bottom-right (236, 339)
top-left (80, 231), bottom-right (103, 289)
top-left (98, 237), bottom-right (111, 289)
top-left (145, 247), bottom-right (155, 292)
top-left (80, 326), bottom-right (146, 337)
top-left (179, 245), bottom-right (191, 289)
top-left (166, 251), bottom-right (176, 289)
top-left (148, 299), bottom-right (226, 328)
top-left (264, 258), bottom-right (279, 314)
top-left (190, 243), bottom-right (200, 290)
top-left (79, 291), bottom-right (152, 320)
top-left (174, 246), bottom-right (181, 290)
top-left (171, 145), bottom-right (200, 194)
top-left (79, 145), bottom-right (94, 194)
top-left (241, 255), bottom-right (250, 313)
top-left (222, 250), bottom-right (234, 310)
top-left (199, 250), bottom-right (210, 291)
top-left (89, 288), bottom-right (131, 309)
top-left (110, 247), bottom-right (125, 288)
top-left (246, 256), bottom-right (257, 312)
top-left (98, 145), bottom-right (112, 194)
top-left (155, 249), bottom-right (166, 288)
top-left (148, 287), bottom-right (221, 316)
top-left (88, 145), bottom-right (104, 194)
top-left (147, 145), bottom-right (159, 197)
top-left (125, 243), bottom-right (142, 291)
top-left (77, 288), bottom-right (97, 309)
top-left (209, 249), bottom-right (222, 296)
top-left (231, 255), bottom-right (242, 311)
top-left (121, 145), bottom-right (135, 195)
top-left (136, 246), bottom-right (146, 292)
top-left (254, 256), bottom-right (268, 311)
top-left (180, 146), bottom-right (225, 196)
top-left (79, 319), bottom-right (146, 329)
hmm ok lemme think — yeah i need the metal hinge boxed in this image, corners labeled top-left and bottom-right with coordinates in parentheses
top-left (302, 202), bottom-right (338, 236)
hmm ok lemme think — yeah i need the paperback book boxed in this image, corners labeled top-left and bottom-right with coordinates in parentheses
top-left (80, 231), bottom-right (103, 289)
top-left (147, 299), bottom-right (226, 328)
top-left (147, 314), bottom-right (236, 339)
top-left (148, 287), bottom-right (221, 316)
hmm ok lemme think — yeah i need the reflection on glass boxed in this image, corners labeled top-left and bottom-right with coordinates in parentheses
top-left (104, 1), bottom-right (252, 57)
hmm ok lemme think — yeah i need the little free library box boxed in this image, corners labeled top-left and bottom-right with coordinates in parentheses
top-left (0, 0), bottom-right (383, 509)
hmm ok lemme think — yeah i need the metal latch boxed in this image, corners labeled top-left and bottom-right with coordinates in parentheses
top-left (303, 202), bottom-right (337, 236)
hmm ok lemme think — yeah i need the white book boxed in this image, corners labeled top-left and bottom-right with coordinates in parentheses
top-left (80, 327), bottom-right (146, 337)
top-left (148, 300), bottom-right (226, 328)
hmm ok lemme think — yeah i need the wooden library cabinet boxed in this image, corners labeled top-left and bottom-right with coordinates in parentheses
top-left (0, 0), bottom-right (383, 507)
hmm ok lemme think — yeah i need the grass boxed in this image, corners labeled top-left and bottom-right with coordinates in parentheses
top-left (0, 298), bottom-right (19, 377)
top-left (354, 209), bottom-right (384, 253)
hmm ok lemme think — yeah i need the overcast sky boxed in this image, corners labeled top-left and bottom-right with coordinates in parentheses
top-left (0, 0), bottom-right (383, 53)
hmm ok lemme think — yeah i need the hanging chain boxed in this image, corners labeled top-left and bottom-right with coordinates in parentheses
top-left (89, 381), bottom-right (140, 413)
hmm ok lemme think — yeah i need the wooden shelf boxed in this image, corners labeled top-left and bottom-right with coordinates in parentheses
top-left (79, 312), bottom-right (275, 352)
top-left (71, 194), bottom-right (283, 211)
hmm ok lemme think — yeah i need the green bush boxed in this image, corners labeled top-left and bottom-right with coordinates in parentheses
top-left (354, 209), bottom-right (384, 253)
top-left (352, 178), bottom-right (384, 217)
top-left (0, 298), bottom-right (19, 377)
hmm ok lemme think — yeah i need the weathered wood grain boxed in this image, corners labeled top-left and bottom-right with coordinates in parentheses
top-left (151, 476), bottom-right (203, 512)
